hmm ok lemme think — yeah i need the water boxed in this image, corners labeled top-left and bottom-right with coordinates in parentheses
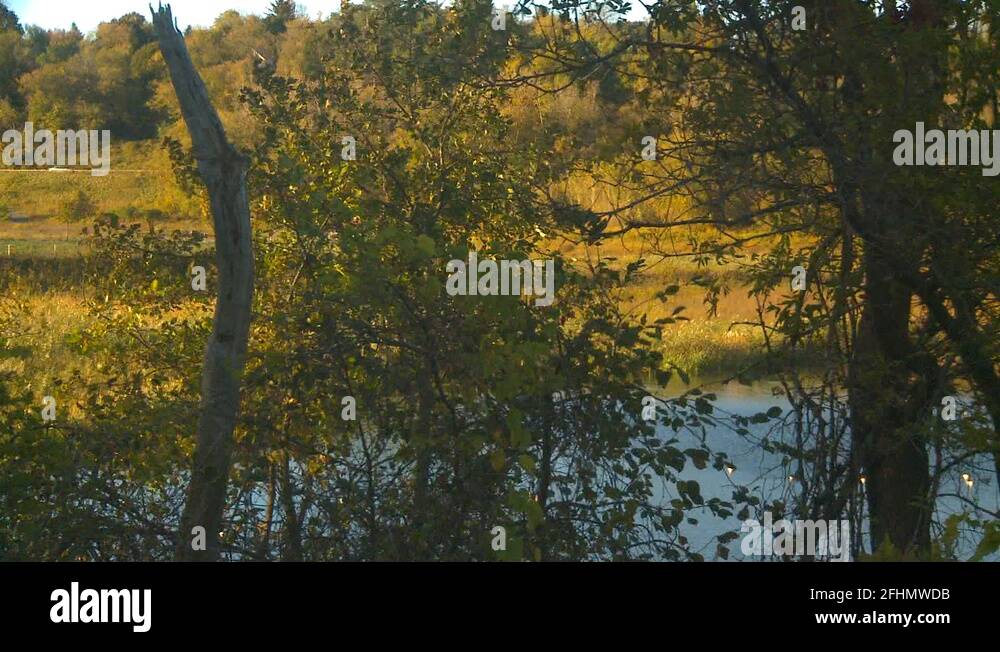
top-left (653, 378), bottom-right (1000, 560)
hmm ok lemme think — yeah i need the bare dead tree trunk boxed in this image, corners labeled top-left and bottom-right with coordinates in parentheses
top-left (151, 4), bottom-right (254, 562)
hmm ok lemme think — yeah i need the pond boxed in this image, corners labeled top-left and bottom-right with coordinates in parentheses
top-left (653, 378), bottom-right (999, 561)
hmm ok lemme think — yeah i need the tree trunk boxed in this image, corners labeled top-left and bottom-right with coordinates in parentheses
top-left (151, 4), bottom-right (254, 562)
top-left (279, 452), bottom-right (303, 561)
top-left (849, 247), bottom-right (931, 554)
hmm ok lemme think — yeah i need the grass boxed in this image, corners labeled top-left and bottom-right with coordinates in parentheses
top-left (1, 144), bottom-right (786, 399)
top-left (0, 214), bottom-right (208, 260)
top-left (0, 269), bottom-right (212, 423)
top-left (0, 140), bottom-right (202, 219)
top-left (0, 140), bottom-right (212, 416)
top-left (0, 291), bottom-right (97, 420)
top-left (545, 166), bottom-right (808, 377)
top-left (557, 225), bottom-right (782, 377)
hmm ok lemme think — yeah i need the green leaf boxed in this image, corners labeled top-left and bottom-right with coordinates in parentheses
top-left (415, 234), bottom-right (436, 256)
top-left (684, 448), bottom-right (709, 470)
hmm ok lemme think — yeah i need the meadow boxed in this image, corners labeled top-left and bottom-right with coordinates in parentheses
top-left (1, 156), bottom-right (777, 407)
top-left (0, 143), bottom-right (208, 418)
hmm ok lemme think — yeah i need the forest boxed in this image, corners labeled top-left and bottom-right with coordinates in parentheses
top-left (0, 0), bottom-right (998, 562)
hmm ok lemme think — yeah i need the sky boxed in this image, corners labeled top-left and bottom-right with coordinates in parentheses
top-left (6, 1), bottom-right (342, 32)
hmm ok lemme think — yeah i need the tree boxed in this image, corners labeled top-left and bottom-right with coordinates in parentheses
top-left (152, 5), bottom-right (254, 562)
top-left (224, 0), bottom-right (736, 561)
top-left (0, 1), bottom-right (21, 34)
top-left (60, 190), bottom-right (97, 238)
top-left (0, 22), bottom-right (30, 108)
top-left (264, 0), bottom-right (297, 35)
top-left (41, 25), bottom-right (83, 64)
top-left (502, 0), bottom-right (999, 556)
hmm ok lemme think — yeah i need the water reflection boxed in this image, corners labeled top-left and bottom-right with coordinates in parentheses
top-left (652, 378), bottom-right (999, 561)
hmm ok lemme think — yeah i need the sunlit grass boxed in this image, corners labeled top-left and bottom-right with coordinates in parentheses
top-left (0, 292), bottom-right (96, 419)
top-left (0, 141), bottom-right (204, 220)
top-left (1, 286), bottom-right (211, 423)
top-left (557, 225), bottom-right (776, 376)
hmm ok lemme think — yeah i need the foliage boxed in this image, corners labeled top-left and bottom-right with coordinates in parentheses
top-left (0, 0), bottom-right (995, 561)
top-left (60, 190), bottom-right (96, 223)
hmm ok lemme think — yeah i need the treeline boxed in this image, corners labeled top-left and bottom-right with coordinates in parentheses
top-left (0, 1), bottom-right (641, 154)
top-left (0, 0), bottom-right (642, 223)
top-left (0, 8), bottom-right (160, 138)
top-left (0, 1), bottom-right (335, 141)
